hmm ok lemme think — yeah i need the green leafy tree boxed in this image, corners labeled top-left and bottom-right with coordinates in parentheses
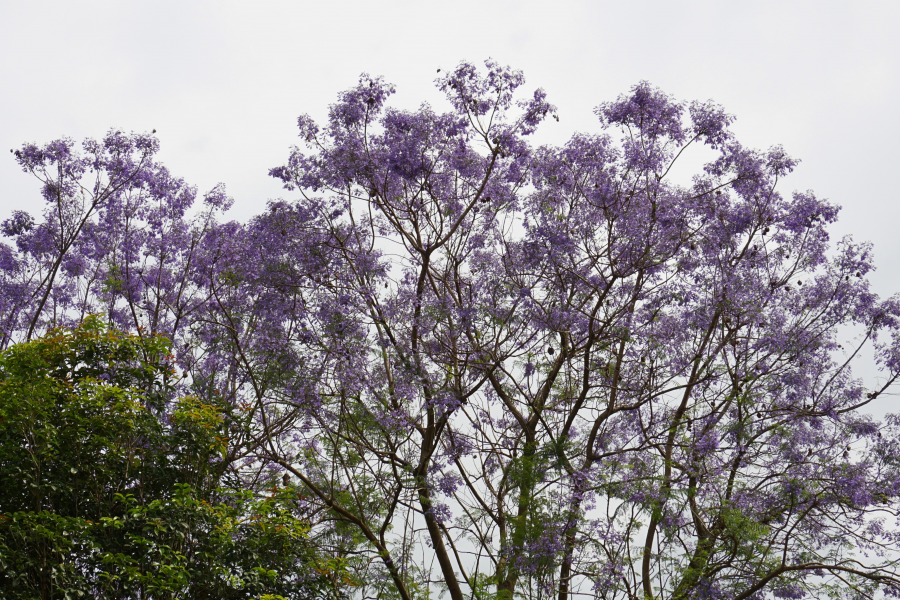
top-left (0, 318), bottom-right (329, 599)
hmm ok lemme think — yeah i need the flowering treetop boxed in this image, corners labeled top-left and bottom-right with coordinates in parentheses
top-left (3, 60), bottom-right (900, 600)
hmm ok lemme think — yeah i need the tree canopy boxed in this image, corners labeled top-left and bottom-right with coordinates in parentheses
top-left (3, 60), bottom-right (900, 600)
top-left (0, 318), bottom-right (327, 599)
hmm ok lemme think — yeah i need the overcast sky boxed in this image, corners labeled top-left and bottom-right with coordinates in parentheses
top-left (2, 1), bottom-right (898, 379)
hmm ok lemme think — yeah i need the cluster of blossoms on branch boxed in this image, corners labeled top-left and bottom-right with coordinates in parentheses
top-left (3, 60), bottom-right (900, 600)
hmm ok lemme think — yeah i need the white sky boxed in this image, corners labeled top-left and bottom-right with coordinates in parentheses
top-left (2, 0), bottom-right (898, 406)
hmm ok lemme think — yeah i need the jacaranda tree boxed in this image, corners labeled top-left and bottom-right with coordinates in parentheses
top-left (3, 60), bottom-right (900, 600)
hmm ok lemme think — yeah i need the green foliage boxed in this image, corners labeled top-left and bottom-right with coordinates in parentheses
top-left (0, 318), bottom-right (328, 599)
